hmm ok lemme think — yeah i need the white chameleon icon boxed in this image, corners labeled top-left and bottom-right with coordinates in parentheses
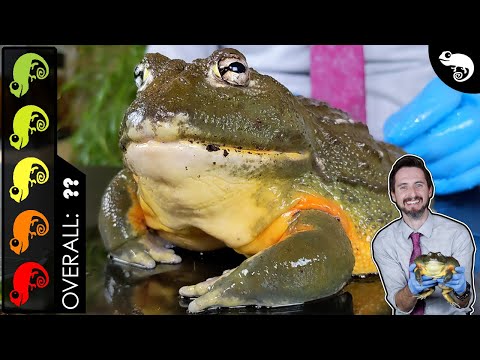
top-left (439, 51), bottom-right (474, 82)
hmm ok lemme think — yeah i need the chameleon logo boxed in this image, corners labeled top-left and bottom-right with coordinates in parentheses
top-left (10, 262), bottom-right (50, 307)
top-left (10, 210), bottom-right (50, 255)
top-left (9, 53), bottom-right (49, 98)
top-left (9, 157), bottom-right (49, 203)
top-left (439, 51), bottom-right (475, 83)
top-left (10, 105), bottom-right (50, 150)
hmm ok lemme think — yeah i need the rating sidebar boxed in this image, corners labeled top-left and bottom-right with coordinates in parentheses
top-left (2, 47), bottom-right (56, 312)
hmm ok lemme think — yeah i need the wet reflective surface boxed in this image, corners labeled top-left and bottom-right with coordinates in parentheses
top-left (85, 226), bottom-right (392, 315)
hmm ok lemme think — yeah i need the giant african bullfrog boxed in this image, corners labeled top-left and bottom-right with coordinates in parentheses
top-left (413, 252), bottom-right (461, 308)
top-left (99, 48), bottom-right (404, 313)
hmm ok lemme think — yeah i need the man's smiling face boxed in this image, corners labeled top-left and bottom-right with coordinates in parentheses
top-left (391, 166), bottom-right (433, 219)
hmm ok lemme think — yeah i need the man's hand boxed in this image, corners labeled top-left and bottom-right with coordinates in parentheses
top-left (438, 266), bottom-right (467, 294)
top-left (407, 263), bottom-right (438, 296)
top-left (384, 77), bottom-right (480, 195)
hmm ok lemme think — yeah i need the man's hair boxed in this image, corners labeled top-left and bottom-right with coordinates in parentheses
top-left (389, 154), bottom-right (434, 193)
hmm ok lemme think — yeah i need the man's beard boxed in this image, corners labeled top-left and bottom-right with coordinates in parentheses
top-left (398, 196), bottom-right (429, 219)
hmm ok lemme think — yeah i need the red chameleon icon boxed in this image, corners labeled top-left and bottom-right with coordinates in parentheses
top-left (10, 262), bottom-right (50, 307)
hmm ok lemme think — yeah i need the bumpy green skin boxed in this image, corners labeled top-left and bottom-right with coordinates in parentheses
top-left (100, 48), bottom-right (404, 312)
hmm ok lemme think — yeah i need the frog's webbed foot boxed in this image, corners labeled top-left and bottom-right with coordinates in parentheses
top-left (182, 210), bottom-right (354, 313)
top-left (109, 233), bottom-right (182, 269)
top-left (439, 285), bottom-right (460, 308)
top-left (100, 169), bottom-right (182, 270)
top-left (179, 269), bottom-right (233, 298)
top-left (416, 287), bottom-right (435, 300)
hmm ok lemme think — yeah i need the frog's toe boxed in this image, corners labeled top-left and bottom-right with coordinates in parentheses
top-left (109, 241), bottom-right (156, 269)
top-left (140, 235), bottom-right (182, 264)
top-left (179, 275), bottom-right (221, 297)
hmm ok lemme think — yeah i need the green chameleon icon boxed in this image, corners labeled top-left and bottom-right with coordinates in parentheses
top-left (9, 53), bottom-right (49, 98)
top-left (10, 105), bottom-right (50, 150)
top-left (9, 157), bottom-right (49, 203)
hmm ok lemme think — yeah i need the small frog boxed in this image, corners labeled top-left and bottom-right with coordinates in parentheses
top-left (10, 209), bottom-right (50, 255)
top-left (414, 252), bottom-right (460, 308)
top-left (9, 52), bottom-right (49, 98)
top-left (9, 157), bottom-right (49, 203)
top-left (99, 48), bottom-right (404, 313)
top-left (10, 105), bottom-right (50, 150)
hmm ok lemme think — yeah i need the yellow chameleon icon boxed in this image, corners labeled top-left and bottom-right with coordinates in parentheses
top-left (10, 105), bottom-right (50, 150)
top-left (9, 157), bottom-right (49, 203)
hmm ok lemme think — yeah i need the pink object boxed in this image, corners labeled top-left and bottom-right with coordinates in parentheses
top-left (310, 45), bottom-right (366, 123)
top-left (409, 232), bottom-right (425, 315)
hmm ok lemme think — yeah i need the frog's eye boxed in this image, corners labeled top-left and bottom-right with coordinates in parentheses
top-left (134, 63), bottom-right (152, 91)
top-left (444, 51), bottom-right (452, 59)
top-left (214, 57), bottom-right (250, 86)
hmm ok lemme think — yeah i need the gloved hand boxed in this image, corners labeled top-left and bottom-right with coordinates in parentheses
top-left (407, 263), bottom-right (438, 296)
top-left (438, 266), bottom-right (467, 294)
top-left (384, 76), bottom-right (480, 195)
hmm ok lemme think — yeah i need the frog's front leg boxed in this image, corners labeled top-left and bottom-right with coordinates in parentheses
top-left (98, 169), bottom-right (181, 269)
top-left (181, 210), bottom-right (355, 313)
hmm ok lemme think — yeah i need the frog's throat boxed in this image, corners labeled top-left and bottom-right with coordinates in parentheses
top-left (421, 260), bottom-right (448, 277)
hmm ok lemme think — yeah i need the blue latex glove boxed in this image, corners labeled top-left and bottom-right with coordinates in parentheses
top-left (384, 77), bottom-right (480, 195)
top-left (407, 263), bottom-right (438, 295)
top-left (438, 266), bottom-right (467, 294)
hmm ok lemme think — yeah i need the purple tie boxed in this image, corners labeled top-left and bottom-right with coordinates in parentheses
top-left (409, 232), bottom-right (425, 315)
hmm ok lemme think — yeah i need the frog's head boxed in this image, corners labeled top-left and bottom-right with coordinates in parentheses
top-left (424, 252), bottom-right (447, 263)
top-left (415, 252), bottom-right (448, 277)
top-left (120, 48), bottom-right (311, 157)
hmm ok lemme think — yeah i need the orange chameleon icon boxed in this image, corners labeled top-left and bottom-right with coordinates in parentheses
top-left (10, 210), bottom-right (49, 255)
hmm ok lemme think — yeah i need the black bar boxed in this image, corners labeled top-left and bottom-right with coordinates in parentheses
top-left (2, 47), bottom-right (56, 313)
top-left (54, 156), bottom-right (86, 313)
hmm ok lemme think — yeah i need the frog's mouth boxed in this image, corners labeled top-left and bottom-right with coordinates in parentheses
top-left (124, 139), bottom-right (310, 183)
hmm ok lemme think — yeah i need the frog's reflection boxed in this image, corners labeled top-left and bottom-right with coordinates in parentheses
top-left (103, 248), bottom-right (359, 315)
